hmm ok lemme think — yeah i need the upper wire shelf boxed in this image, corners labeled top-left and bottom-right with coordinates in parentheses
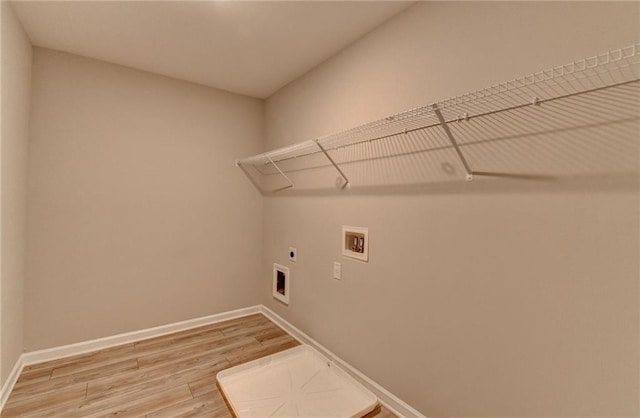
top-left (237, 43), bottom-right (640, 193)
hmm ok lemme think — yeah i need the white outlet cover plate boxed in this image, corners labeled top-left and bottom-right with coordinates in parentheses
top-left (289, 247), bottom-right (297, 262)
top-left (333, 262), bottom-right (341, 280)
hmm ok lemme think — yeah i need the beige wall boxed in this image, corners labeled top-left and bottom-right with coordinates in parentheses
top-left (25, 48), bottom-right (264, 351)
top-left (0, 1), bottom-right (32, 385)
top-left (263, 2), bottom-right (639, 416)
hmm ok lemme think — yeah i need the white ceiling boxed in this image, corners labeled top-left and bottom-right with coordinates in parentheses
top-left (11, 1), bottom-right (413, 98)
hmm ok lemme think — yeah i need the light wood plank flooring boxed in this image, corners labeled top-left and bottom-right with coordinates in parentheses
top-left (2, 314), bottom-right (395, 417)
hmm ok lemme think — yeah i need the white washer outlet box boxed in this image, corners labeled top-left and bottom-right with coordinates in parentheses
top-left (342, 226), bottom-right (368, 262)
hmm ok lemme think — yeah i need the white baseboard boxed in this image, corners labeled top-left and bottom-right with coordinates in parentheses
top-left (1, 304), bottom-right (423, 418)
top-left (22, 305), bottom-right (261, 366)
top-left (0, 355), bottom-right (25, 412)
top-left (2, 306), bottom-right (259, 413)
top-left (259, 305), bottom-right (425, 418)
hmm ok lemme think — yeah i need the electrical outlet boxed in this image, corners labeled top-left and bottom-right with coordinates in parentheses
top-left (289, 247), bottom-right (297, 262)
top-left (333, 262), bottom-right (341, 280)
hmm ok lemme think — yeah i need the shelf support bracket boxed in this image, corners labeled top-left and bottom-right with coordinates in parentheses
top-left (265, 154), bottom-right (294, 192)
top-left (314, 140), bottom-right (350, 189)
top-left (432, 104), bottom-right (474, 181)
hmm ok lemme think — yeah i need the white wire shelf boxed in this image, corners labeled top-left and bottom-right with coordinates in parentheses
top-left (237, 43), bottom-right (640, 193)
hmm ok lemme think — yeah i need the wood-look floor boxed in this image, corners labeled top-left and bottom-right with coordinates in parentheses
top-left (2, 314), bottom-right (395, 418)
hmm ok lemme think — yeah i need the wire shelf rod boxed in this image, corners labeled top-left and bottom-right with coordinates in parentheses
top-left (252, 83), bottom-right (639, 178)
top-left (254, 112), bottom-right (638, 179)
top-left (432, 104), bottom-right (474, 180)
top-left (250, 77), bottom-right (639, 169)
top-left (314, 140), bottom-right (350, 189)
top-left (265, 153), bottom-right (294, 191)
top-left (236, 43), bottom-right (640, 192)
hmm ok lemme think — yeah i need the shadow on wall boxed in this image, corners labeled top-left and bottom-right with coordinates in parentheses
top-left (240, 62), bottom-right (640, 196)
